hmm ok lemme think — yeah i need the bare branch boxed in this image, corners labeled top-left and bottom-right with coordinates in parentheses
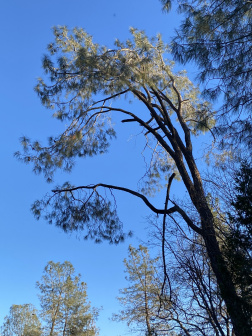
top-left (169, 200), bottom-right (203, 235)
top-left (161, 173), bottom-right (176, 299)
top-left (94, 89), bottom-right (130, 105)
top-left (169, 75), bottom-right (192, 151)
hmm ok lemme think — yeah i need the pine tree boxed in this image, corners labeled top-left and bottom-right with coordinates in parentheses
top-left (37, 261), bottom-right (98, 336)
top-left (225, 161), bottom-right (252, 322)
top-left (114, 245), bottom-right (172, 335)
top-left (160, 0), bottom-right (252, 148)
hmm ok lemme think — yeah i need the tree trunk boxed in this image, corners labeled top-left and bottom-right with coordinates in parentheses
top-left (177, 152), bottom-right (251, 336)
top-left (195, 196), bottom-right (251, 336)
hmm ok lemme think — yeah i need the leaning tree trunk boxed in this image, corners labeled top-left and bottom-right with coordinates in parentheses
top-left (179, 151), bottom-right (252, 336)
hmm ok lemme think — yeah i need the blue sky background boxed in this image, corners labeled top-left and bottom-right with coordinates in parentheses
top-left (0, 1), bottom-right (203, 335)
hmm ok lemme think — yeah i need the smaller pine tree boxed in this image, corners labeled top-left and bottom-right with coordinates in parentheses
top-left (37, 261), bottom-right (98, 336)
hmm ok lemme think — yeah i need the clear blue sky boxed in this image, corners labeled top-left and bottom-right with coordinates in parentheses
top-left (0, 1), bottom-right (195, 335)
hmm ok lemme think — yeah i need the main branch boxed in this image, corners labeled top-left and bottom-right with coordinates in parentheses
top-left (52, 182), bottom-right (203, 235)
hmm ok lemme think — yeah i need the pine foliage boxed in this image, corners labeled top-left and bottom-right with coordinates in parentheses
top-left (15, 27), bottom-right (214, 243)
top-left (161, 0), bottom-right (252, 147)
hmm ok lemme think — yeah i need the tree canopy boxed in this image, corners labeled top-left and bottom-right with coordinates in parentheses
top-left (160, 0), bottom-right (252, 147)
top-left (16, 26), bottom-right (214, 243)
top-left (16, 27), bottom-right (251, 335)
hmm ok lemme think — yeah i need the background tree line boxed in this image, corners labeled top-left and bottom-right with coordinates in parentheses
top-left (0, 262), bottom-right (98, 336)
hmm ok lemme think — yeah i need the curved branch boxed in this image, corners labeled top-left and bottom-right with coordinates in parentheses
top-left (94, 89), bottom-right (130, 105)
top-left (158, 89), bottom-right (178, 114)
top-left (52, 182), bottom-right (203, 236)
top-left (161, 173), bottom-right (176, 299)
top-left (169, 200), bottom-right (203, 235)
top-left (169, 75), bottom-right (192, 151)
top-left (132, 89), bottom-right (176, 157)
top-left (83, 104), bottom-right (165, 145)
top-left (151, 87), bottom-right (176, 136)
top-left (52, 183), bottom-right (177, 216)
